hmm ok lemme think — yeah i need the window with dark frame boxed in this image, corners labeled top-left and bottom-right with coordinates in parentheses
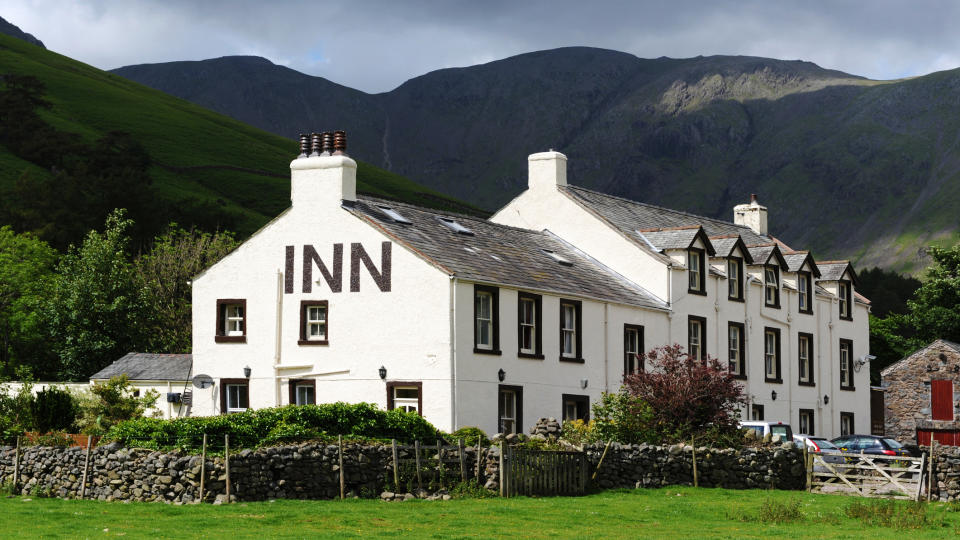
top-left (688, 316), bottom-right (706, 361)
top-left (728, 322), bottom-right (746, 378)
top-left (559, 299), bottom-right (583, 362)
top-left (289, 379), bottom-right (316, 405)
top-left (473, 285), bottom-right (500, 354)
top-left (840, 412), bottom-right (854, 436)
top-left (839, 339), bottom-right (854, 390)
top-left (298, 300), bottom-right (329, 345)
top-left (727, 257), bottom-right (743, 301)
top-left (799, 409), bottom-right (814, 436)
top-left (764, 265), bottom-right (780, 308)
top-left (798, 332), bottom-right (814, 386)
top-left (838, 280), bottom-right (852, 320)
top-left (220, 378), bottom-right (249, 414)
top-left (688, 248), bottom-right (706, 295)
top-left (798, 271), bottom-right (813, 314)
top-left (751, 404), bottom-right (765, 421)
top-left (562, 394), bottom-right (590, 422)
top-left (386, 381), bottom-right (423, 415)
top-left (517, 292), bottom-right (543, 359)
top-left (215, 299), bottom-right (247, 343)
top-left (764, 327), bottom-right (782, 383)
top-left (498, 385), bottom-right (523, 434)
top-left (624, 324), bottom-right (644, 375)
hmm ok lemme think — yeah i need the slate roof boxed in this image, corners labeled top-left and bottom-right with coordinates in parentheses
top-left (817, 261), bottom-right (855, 282)
top-left (347, 196), bottom-right (668, 310)
top-left (635, 226), bottom-right (714, 254)
top-left (708, 235), bottom-right (753, 263)
top-left (90, 353), bottom-right (192, 381)
top-left (561, 186), bottom-right (771, 246)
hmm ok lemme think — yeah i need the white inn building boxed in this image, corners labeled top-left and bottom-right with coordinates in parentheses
top-left (109, 136), bottom-right (871, 438)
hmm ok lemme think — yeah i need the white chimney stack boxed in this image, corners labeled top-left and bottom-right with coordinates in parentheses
top-left (290, 154), bottom-right (357, 208)
top-left (527, 150), bottom-right (567, 191)
top-left (733, 194), bottom-right (768, 236)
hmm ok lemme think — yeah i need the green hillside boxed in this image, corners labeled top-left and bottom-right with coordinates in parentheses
top-left (0, 33), bottom-right (480, 243)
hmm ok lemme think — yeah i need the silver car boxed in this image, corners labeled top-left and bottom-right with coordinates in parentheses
top-left (794, 434), bottom-right (844, 470)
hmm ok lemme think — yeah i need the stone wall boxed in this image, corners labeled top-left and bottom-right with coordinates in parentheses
top-left (0, 441), bottom-right (807, 503)
top-left (882, 340), bottom-right (960, 444)
top-left (931, 446), bottom-right (960, 502)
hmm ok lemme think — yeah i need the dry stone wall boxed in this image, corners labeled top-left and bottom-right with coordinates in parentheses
top-left (1, 441), bottom-right (810, 503)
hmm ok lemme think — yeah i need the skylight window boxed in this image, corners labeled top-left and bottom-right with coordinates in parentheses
top-left (377, 206), bottom-right (412, 224)
top-left (438, 217), bottom-right (474, 236)
top-left (542, 249), bottom-right (573, 266)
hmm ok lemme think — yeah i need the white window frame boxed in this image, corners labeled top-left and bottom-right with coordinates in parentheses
top-left (625, 326), bottom-right (641, 374)
top-left (393, 386), bottom-right (420, 414)
top-left (764, 266), bottom-right (779, 306)
top-left (688, 249), bottom-right (702, 291)
top-left (764, 330), bottom-right (778, 380)
top-left (475, 290), bottom-right (493, 350)
top-left (799, 410), bottom-right (813, 435)
top-left (226, 383), bottom-right (248, 413)
top-left (839, 281), bottom-right (851, 319)
top-left (727, 258), bottom-right (741, 299)
top-left (689, 318), bottom-right (703, 360)
top-left (561, 303), bottom-right (577, 358)
top-left (295, 383), bottom-right (315, 406)
top-left (728, 324), bottom-right (742, 376)
top-left (798, 273), bottom-right (810, 312)
top-left (519, 297), bottom-right (536, 354)
top-left (798, 335), bottom-right (811, 384)
top-left (305, 305), bottom-right (327, 341)
top-left (840, 413), bottom-right (854, 437)
top-left (499, 389), bottom-right (517, 434)
top-left (840, 341), bottom-right (852, 388)
top-left (225, 304), bottom-right (244, 336)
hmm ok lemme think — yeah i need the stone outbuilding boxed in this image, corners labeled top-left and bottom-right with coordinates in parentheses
top-left (881, 339), bottom-right (960, 445)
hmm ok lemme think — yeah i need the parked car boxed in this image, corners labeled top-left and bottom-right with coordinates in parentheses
top-left (793, 434), bottom-right (844, 469)
top-left (739, 421), bottom-right (793, 442)
top-left (830, 434), bottom-right (915, 457)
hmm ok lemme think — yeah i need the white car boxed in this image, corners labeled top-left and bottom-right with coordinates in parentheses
top-left (739, 421), bottom-right (793, 442)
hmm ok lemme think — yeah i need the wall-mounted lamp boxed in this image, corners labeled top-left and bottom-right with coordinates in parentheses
top-left (580, 379), bottom-right (588, 389)
top-left (771, 390), bottom-right (777, 401)
top-left (243, 366), bottom-right (251, 378)
top-left (379, 366), bottom-right (387, 380)
top-left (498, 368), bottom-right (506, 382)
top-left (823, 394), bottom-right (829, 405)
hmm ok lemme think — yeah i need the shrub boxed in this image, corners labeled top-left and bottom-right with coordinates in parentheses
top-left (449, 426), bottom-right (489, 446)
top-left (75, 375), bottom-right (159, 435)
top-left (561, 419), bottom-right (599, 446)
top-left (844, 499), bottom-right (939, 530)
top-left (105, 402), bottom-right (439, 450)
top-left (30, 385), bottom-right (77, 433)
top-left (590, 390), bottom-right (657, 445)
top-left (0, 381), bottom-right (35, 441)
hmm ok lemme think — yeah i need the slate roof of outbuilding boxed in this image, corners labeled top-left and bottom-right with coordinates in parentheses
top-left (880, 339), bottom-right (960, 377)
top-left (560, 186), bottom-right (770, 246)
top-left (347, 196), bottom-right (668, 310)
top-left (90, 353), bottom-right (192, 381)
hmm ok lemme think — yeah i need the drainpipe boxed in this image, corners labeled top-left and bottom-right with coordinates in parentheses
top-left (274, 270), bottom-right (284, 407)
top-left (827, 295), bottom-right (836, 437)
top-left (666, 263), bottom-right (674, 345)
top-left (603, 302), bottom-right (609, 394)
top-left (450, 276), bottom-right (458, 431)
top-left (785, 288), bottom-right (793, 424)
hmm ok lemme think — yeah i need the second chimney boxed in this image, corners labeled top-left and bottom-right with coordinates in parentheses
top-left (527, 150), bottom-right (567, 191)
top-left (733, 193), bottom-right (768, 236)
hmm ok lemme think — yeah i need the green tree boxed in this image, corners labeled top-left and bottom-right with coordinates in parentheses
top-left (42, 210), bottom-right (149, 380)
top-left (0, 226), bottom-right (58, 378)
top-left (75, 375), bottom-right (158, 436)
top-left (134, 226), bottom-right (239, 353)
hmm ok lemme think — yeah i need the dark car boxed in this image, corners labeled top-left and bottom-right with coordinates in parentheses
top-left (830, 434), bottom-right (914, 457)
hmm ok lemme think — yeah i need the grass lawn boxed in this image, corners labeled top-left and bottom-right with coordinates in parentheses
top-left (1, 487), bottom-right (959, 539)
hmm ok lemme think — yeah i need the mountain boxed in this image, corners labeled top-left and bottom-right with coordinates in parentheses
top-left (0, 16), bottom-right (44, 48)
top-left (112, 47), bottom-right (960, 273)
top-left (0, 33), bottom-right (480, 245)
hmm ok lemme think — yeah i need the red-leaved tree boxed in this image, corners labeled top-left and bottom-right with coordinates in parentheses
top-left (623, 344), bottom-right (746, 441)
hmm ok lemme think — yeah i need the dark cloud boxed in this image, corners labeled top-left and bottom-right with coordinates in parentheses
top-left (7, 0), bottom-right (960, 92)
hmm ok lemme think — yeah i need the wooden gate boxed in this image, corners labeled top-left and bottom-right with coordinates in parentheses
top-left (500, 445), bottom-right (588, 497)
top-left (808, 452), bottom-right (925, 500)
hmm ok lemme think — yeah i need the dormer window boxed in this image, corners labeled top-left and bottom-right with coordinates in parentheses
top-left (688, 248), bottom-right (706, 295)
top-left (727, 257), bottom-right (743, 301)
top-left (764, 266), bottom-right (780, 308)
top-left (838, 280), bottom-right (852, 320)
top-left (798, 271), bottom-right (813, 314)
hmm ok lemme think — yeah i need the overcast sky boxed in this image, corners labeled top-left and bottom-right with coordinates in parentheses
top-left (6, 0), bottom-right (960, 93)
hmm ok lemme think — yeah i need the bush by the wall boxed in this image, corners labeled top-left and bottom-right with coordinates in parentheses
top-left (449, 426), bottom-right (489, 446)
top-left (105, 402), bottom-right (439, 450)
top-left (30, 386), bottom-right (77, 433)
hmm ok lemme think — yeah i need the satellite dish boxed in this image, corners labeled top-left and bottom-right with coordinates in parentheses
top-left (192, 374), bottom-right (214, 389)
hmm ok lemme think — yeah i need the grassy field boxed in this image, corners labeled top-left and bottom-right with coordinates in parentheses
top-left (1, 487), bottom-right (958, 539)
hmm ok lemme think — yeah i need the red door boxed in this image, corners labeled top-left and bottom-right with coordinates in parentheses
top-left (931, 380), bottom-right (954, 420)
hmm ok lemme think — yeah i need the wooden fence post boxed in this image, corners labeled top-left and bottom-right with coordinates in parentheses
top-left (79, 435), bottom-right (92, 499)
top-left (436, 440), bottom-right (443, 489)
top-left (499, 444), bottom-right (506, 497)
top-left (458, 439), bottom-right (466, 483)
top-left (13, 436), bottom-right (21, 494)
top-left (198, 433), bottom-right (207, 504)
top-left (691, 438), bottom-right (699, 488)
top-left (928, 440), bottom-right (936, 502)
top-left (475, 438), bottom-right (482, 484)
top-left (803, 444), bottom-right (811, 492)
top-left (391, 439), bottom-right (399, 492)
top-left (591, 440), bottom-right (612, 481)
top-left (338, 435), bottom-right (345, 500)
top-left (414, 440), bottom-right (422, 491)
top-left (225, 434), bottom-right (231, 504)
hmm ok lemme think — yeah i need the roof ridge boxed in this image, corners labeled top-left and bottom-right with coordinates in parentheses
top-left (637, 225), bottom-right (701, 232)
top-left (564, 185), bottom-right (763, 237)
top-left (817, 260), bottom-right (850, 265)
top-left (357, 195), bottom-right (556, 237)
top-left (709, 234), bottom-right (741, 239)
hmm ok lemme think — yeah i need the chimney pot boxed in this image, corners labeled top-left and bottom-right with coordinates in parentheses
top-left (298, 133), bottom-right (310, 158)
top-left (750, 193), bottom-right (758, 204)
top-left (321, 131), bottom-right (334, 155)
top-left (332, 130), bottom-right (347, 155)
top-left (309, 133), bottom-right (322, 157)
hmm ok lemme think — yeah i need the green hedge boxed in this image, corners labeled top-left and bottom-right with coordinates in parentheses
top-left (105, 402), bottom-right (439, 450)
